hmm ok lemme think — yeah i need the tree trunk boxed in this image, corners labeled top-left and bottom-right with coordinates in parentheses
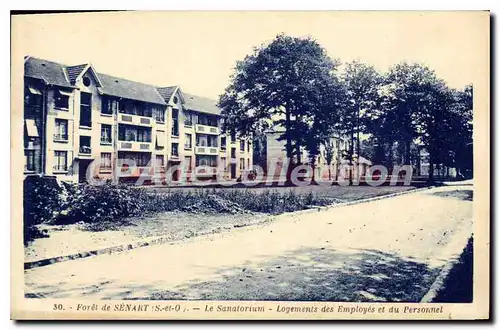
top-left (428, 152), bottom-right (435, 183)
top-left (285, 109), bottom-right (293, 182)
top-left (311, 162), bottom-right (316, 183)
top-left (355, 103), bottom-right (361, 183)
top-left (285, 110), bottom-right (293, 160)
top-left (388, 140), bottom-right (394, 172)
top-left (405, 139), bottom-right (411, 165)
top-left (349, 127), bottom-right (354, 185)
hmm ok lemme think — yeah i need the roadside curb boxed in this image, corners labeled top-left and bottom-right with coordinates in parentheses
top-left (419, 230), bottom-right (473, 303)
top-left (419, 255), bottom-right (461, 303)
top-left (286, 185), bottom-right (436, 218)
top-left (25, 185), bottom-right (436, 270)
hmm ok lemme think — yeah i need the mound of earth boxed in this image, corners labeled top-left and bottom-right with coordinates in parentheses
top-left (181, 194), bottom-right (247, 214)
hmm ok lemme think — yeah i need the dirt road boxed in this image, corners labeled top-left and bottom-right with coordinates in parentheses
top-left (25, 185), bottom-right (473, 302)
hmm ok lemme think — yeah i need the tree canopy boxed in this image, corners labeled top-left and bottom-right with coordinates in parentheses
top-left (218, 34), bottom-right (344, 163)
top-left (219, 33), bottom-right (474, 182)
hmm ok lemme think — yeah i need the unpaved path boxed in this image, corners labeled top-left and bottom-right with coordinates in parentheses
top-left (25, 185), bottom-right (473, 302)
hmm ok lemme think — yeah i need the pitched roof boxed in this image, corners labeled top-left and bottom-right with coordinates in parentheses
top-left (183, 92), bottom-right (221, 115)
top-left (24, 56), bottom-right (166, 105)
top-left (24, 57), bottom-right (72, 88)
top-left (156, 86), bottom-right (177, 103)
top-left (66, 64), bottom-right (87, 84)
top-left (98, 74), bottom-right (166, 105)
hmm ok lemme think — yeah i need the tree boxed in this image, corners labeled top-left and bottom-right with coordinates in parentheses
top-left (451, 85), bottom-right (473, 178)
top-left (218, 34), bottom-right (341, 174)
top-left (413, 78), bottom-right (455, 182)
top-left (340, 61), bottom-right (382, 182)
top-left (381, 62), bottom-right (443, 166)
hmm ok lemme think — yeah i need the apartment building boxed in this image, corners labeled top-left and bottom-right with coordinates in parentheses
top-left (253, 129), bottom-right (354, 180)
top-left (23, 56), bottom-right (253, 184)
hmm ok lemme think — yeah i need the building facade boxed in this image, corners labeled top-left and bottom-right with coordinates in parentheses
top-left (23, 56), bottom-right (253, 184)
top-left (253, 130), bottom-right (354, 181)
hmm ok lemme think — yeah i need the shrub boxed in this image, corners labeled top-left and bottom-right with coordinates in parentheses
top-left (23, 175), bottom-right (62, 245)
top-left (57, 183), bottom-right (148, 224)
top-left (216, 189), bottom-right (331, 214)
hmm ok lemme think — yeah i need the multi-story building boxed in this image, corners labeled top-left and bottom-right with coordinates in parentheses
top-left (23, 56), bottom-right (253, 184)
top-left (253, 129), bottom-right (363, 181)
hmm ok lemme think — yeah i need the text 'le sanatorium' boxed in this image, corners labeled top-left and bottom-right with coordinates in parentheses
top-left (74, 304), bottom-right (444, 314)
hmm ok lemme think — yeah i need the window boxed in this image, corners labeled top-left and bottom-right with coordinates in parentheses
top-left (171, 109), bottom-right (179, 136)
top-left (184, 133), bottom-right (192, 150)
top-left (101, 96), bottom-right (114, 115)
top-left (230, 131), bottom-right (236, 143)
top-left (79, 136), bottom-right (91, 154)
top-left (100, 153), bottom-right (112, 171)
top-left (101, 124), bottom-right (112, 144)
top-left (173, 96), bottom-right (178, 104)
top-left (53, 151), bottom-right (67, 172)
top-left (240, 158), bottom-right (245, 170)
top-left (156, 131), bottom-right (165, 149)
top-left (220, 157), bottom-right (227, 170)
top-left (196, 155), bottom-right (217, 167)
top-left (231, 147), bottom-right (236, 159)
top-left (153, 107), bottom-right (165, 123)
top-left (221, 137), bottom-right (226, 150)
top-left (185, 156), bottom-right (192, 171)
top-left (240, 139), bottom-right (245, 152)
top-left (207, 135), bottom-right (218, 147)
top-left (25, 86), bottom-right (42, 113)
top-left (138, 103), bottom-right (152, 117)
top-left (155, 155), bottom-right (165, 167)
top-left (196, 135), bottom-right (207, 147)
top-left (25, 119), bottom-right (39, 137)
top-left (82, 77), bottom-right (91, 87)
top-left (137, 129), bottom-right (151, 143)
top-left (248, 141), bottom-right (251, 153)
top-left (198, 115), bottom-right (218, 127)
top-left (54, 90), bottom-right (70, 109)
top-left (184, 111), bottom-right (193, 126)
top-left (80, 92), bottom-right (92, 127)
top-left (25, 150), bottom-right (35, 172)
top-left (247, 158), bottom-right (251, 170)
top-left (54, 119), bottom-right (68, 141)
top-left (118, 125), bottom-right (151, 142)
top-left (132, 153), bottom-right (150, 167)
top-left (171, 143), bottom-right (179, 157)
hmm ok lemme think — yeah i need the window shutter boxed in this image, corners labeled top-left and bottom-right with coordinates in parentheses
top-left (25, 119), bottom-right (39, 137)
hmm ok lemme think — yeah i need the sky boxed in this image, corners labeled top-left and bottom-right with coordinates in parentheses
top-left (12, 11), bottom-right (488, 100)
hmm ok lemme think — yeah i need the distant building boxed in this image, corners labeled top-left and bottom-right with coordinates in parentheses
top-left (253, 129), bottom-right (365, 181)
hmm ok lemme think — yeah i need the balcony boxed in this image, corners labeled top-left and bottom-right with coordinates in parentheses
top-left (118, 113), bottom-right (153, 127)
top-left (118, 140), bottom-right (152, 152)
top-left (195, 146), bottom-right (219, 155)
top-left (195, 124), bottom-right (220, 135)
top-left (194, 166), bottom-right (218, 177)
top-left (118, 166), bottom-right (153, 178)
top-left (53, 134), bottom-right (68, 143)
top-left (79, 145), bottom-right (92, 157)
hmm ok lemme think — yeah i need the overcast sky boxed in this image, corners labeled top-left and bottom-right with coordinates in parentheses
top-left (13, 11), bottom-right (487, 100)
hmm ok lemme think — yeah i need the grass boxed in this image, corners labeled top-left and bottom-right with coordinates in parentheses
top-left (433, 237), bottom-right (473, 303)
top-left (59, 184), bottom-right (418, 225)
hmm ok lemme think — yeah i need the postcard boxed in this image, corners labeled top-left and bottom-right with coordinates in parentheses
top-left (11, 10), bottom-right (490, 320)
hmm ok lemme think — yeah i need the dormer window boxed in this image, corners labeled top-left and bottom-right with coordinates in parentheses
top-left (54, 90), bottom-right (71, 109)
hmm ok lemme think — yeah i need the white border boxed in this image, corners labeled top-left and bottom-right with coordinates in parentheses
top-left (3, 1), bottom-right (497, 329)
